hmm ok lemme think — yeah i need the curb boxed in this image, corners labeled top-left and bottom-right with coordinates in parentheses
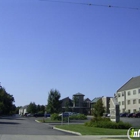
top-left (53, 126), bottom-right (82, 136)
top-left (35, 120), bottom-right (41, 123)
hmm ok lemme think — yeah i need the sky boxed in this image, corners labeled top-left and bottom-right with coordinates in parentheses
top-left (0, 0), bottom-right (140, 107)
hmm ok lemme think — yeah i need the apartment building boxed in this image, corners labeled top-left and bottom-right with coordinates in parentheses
top-left (115, 76), bottom-right (140, 113)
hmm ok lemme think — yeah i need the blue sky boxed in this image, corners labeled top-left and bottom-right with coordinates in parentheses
top-left (0, 0), bottom-right (140, 106)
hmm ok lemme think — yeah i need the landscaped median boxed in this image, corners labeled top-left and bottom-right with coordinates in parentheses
top-left (54, 124), bottom-right (128, 135)
top-left (53, 117), bottom-right (132, 138)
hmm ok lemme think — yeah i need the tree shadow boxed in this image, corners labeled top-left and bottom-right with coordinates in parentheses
top-left (0, 122), bottom-right (20, 125)
top-left (0, 117), bottom-right (25, 120)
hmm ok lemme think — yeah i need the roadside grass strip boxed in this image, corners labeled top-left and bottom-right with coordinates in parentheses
top-left (55, 124), bottom-right (128, 135)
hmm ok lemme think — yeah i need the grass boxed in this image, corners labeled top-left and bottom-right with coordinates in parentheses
top-left (38, 118), bottom-right (61, 123)
top-left (37, 118), bottom-right (69, 123)
top-left (55, 124), bottom-right (128, 135)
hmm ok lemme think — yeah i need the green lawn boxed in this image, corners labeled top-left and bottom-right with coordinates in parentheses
top-left (55, 124), bottom-right (128, 135)
top-left (38, 118), bottom-right (61, 123)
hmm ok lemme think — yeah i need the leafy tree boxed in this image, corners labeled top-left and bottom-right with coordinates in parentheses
top-left (0, 87), bottom-right (15, 115)
top-left (46, 89), bottom-right (61, 114)
top-left (40, 105), bottom-right (45, 113)
top-left (72, 96), bottom-right (78, 107)
top-left (36, 104), bottom-right (41, 112)
top-left (65, 101), bottom-right (70, 112)
top-left (15, 106), bottom-right (22, 114)
top-left (92, 99), bottom-right (105, 117)
top-left (27, 102), bottom-right (37, 114)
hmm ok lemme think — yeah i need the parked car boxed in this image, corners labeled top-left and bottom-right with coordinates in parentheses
top-left (120, 113), bottom-right (128, 117)
top-left (127, 113), bottom-right (134, 118)
top-left (24, 113), bottom-right (29, 117)
top-left (44, 113), bottom-right (50, 117)
top-left (107, 114), bottom-right (110, 117)
top-left (133, 112), bottom-right (140, 118)
top-left (27, 113), bottom-right (33, 117)
top-left (34, 113), bottom-right (44, 117)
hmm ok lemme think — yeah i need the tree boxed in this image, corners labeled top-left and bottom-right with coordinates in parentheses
top-left (0, 87), bottom-right (15, 115)
top-left (72, 96), bottom-right (78, 107)
top-left (27, 102), bottom-right (37, 114)
top-left (15, 106), bottom-right (22, 114)
top-left (65, 101), bottom-right (70, 112)
top-left (46, 89), bottom-right (61, 114)
top-left (92, 99), bottom-right (105, 117)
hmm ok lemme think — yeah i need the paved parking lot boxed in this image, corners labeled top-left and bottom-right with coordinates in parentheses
top-left (120, 117), bottom-right (140, 127)
top-left (0, 116), bottom-right (75, 135)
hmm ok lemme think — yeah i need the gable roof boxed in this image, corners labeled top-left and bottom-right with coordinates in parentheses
top-left (73, 93), bottom-right (85, 96)
top-left (117, 76), bottom-right (140, 92)
top-left (20, 105), bottom-right (28, 109)
top-left (85, 98), bottom-right (91, 102)
top-left (60, 97), bottom-right (71, 101)
top-left (91, 97), bottom-right (102, 103)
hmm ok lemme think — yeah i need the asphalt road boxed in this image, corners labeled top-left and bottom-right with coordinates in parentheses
top-left (0, 116), bottom-right (75, 135)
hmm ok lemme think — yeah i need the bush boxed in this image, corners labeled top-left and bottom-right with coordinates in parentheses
top-left (85, 117), bottom-right (110, 126)
top-left (94, 121), bottom-right (132, 129)
top-left (38, 111), bottom-right (44, 114)
top-left (90, 117), bottom-right (110, 122)
top-left (84, 117), bottom-right (132, 129)
top-left (51, 113), bottom-right (61, 120)
top-left (70, 114), bottom-right (87, 120)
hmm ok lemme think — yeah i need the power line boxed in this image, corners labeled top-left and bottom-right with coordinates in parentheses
top-left (40, 0), bottom-right (139, 10)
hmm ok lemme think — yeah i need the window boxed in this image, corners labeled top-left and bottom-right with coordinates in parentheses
top-left (133, 99), bottom-right (136, 104)
top-left (122, 101), bottom-right (124, 105)
top-left (119, 102), bottom-right (121, 105)
top-left (118, 93), bottom-right (120, 97)
top-left (122, 92), bottom-right (124, 96)
top-left (139, 99), bottom-right (140, 104)
top-left (138, 89), bottom-right (140, 93)
top-left (133, 109), bottom-right (136, 113)
top-left (128, 91), bottom-right (131, 96)
top-left (127, 100), bottom-right (131, 105)
top-left (133, 90), bottom-right (136, 95)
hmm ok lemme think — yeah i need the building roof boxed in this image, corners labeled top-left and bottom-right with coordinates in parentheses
top-left (117, 76), bottom-right (140, 92)
top-left (60, 97), bottom-right (71, 101)
top-left (85, 98), bottom-right (91, 102)
top-left (73, 93), bottom-right (85, 96)
top-left (20, 105), bottom-right (28, 109)
top-left (91, 97), bottom-right (102, 103)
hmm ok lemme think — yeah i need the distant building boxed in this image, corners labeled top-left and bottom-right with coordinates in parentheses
top-left (60, 97), bottom-right (73, 112)
top-left (71, 92), bottom-right (91, 114)
top-left (115, 76), bottom-right (140, 113)
top-left (19, 105), bottom-right (28, 115)
top-left (60, 93), bottom-right (91, 114)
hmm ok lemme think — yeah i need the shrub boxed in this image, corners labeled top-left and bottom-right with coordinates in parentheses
top-left (51, 113), bottom-right (61, 120)
top-left (85, 117), bottom-right (132, 129)
top-left (90, 117), bottom-right (110, 122)
top-left (94, 121), bottom-right (132, 129)
top-left (70, 114), bottom-right (87, 120)
top-left (84, 117), bottom-right (108, 127)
